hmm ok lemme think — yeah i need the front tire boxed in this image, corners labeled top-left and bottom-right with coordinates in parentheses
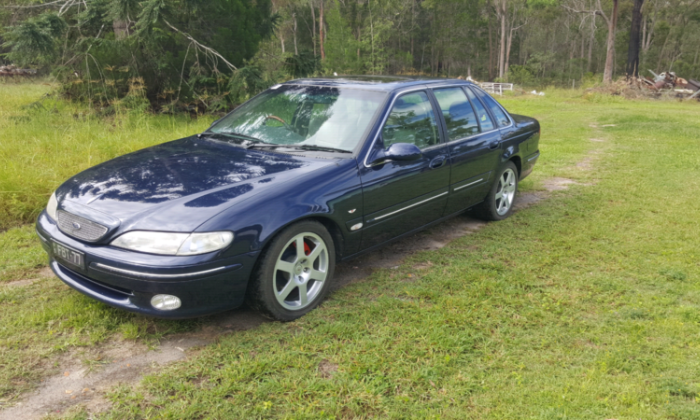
top-left (246, 221), bottom-right (336, 321)
top-left (473, 161), bottom-right (519, 221)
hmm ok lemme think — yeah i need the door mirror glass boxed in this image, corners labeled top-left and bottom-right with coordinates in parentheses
top-left (370, 142), bottom-right (422, 165)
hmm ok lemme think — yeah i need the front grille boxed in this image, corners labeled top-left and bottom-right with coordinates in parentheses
top-left (57, 210), bottom-right (109, 242)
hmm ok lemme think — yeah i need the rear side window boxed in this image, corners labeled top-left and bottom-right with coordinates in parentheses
top-left (472, 87), bottom-right (511, 127)
top-left (382, 91), bottom-right (440, 149)
top-left (432, 87), bottom-right (479, 141)
top-left (464, 87), bottom-right (494, 131)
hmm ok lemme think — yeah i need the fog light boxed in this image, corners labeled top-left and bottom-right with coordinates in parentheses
top-left (151, 294), bottom-right (181, 311)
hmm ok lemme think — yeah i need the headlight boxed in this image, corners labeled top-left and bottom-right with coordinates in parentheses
top-left (47, 192), bottom-right (58, 221)
top-left (111, 231), bottom-right (234, 256)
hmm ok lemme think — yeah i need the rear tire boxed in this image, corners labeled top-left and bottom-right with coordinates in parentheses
top-left (246, 220), bottom-right (336, 321)
top-left (472, 161), bottom-right (519, 221)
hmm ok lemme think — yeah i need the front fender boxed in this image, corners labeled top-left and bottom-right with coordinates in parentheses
top-left (198, 158), bottom-right (364, 259)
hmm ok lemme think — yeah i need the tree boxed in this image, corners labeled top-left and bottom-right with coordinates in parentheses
top-left (626, 0), bottom-right (644, 78)
top-left (564, 0), bottom-right (620, 83)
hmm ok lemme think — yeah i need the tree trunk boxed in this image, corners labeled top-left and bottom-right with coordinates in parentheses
top-left (293, 13), bottom-right (298, 55)
top-left (488, 18), bottom-right (495, 80)
top-left (113, 20), bottom-right (129, 40)
top-left (505, 25), bottom-right (514, 80)
top-left (587, 14), bottom-right (595, 72)
top-left (311, 4), bottom-right (317, 57)
top-left (319, 0), bottom-right (325, 61)
top-left (498, 0), bottom-right (507, 79)
top-left (602, 0), bottom-right (619, 84)
top-left (656, 30), bottom-right (670, 71)
top-left (642, 2), bottom-right (658, 53)
top-left (626, 0), bottom-right (644, 78)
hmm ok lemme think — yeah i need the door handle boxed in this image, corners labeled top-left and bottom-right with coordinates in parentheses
top-left (429, 155), bottom-right (447, 169)
top-left (488, 141), bottom-right (500, 150)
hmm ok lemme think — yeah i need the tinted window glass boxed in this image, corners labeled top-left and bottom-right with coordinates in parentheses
top-left (382, 91), bottom-right (439, 149)
top-left (433, 87), bottom-right (479, 140)
top-left (464, 87), bottom-right (494, 131)
top-left (473, 88), bottom-right (511, 127)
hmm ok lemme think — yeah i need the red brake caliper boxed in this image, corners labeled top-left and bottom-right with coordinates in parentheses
top-left (293, 240), bottom-right (313, 256)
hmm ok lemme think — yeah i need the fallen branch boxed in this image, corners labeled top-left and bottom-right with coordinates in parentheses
top-left (162, 19), bottom-right (237, 72)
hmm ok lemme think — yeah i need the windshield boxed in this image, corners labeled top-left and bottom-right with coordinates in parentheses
top-left (209, 85), bottom-right (387, 152)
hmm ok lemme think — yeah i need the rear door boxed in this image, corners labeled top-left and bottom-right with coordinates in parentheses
top-left (432, 86), bottom-right (502, 215)
top-left (359, 90), bottom-right (451, 249)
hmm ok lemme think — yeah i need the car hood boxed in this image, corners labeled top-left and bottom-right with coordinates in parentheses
top-left (56, 136), bottom-right (336, 233)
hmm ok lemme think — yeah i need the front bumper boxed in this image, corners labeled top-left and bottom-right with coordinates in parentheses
top-left (36, 211), bottom-right (259, 318)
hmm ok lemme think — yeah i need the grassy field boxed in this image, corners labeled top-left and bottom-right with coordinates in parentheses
top-left (1, 82), bottom-right (700, 419)
top-left (0, 83), bottom-right (209, 401)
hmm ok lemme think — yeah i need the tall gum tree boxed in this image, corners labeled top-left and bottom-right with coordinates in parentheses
top-left (564, 0), bottom-right (619, 83)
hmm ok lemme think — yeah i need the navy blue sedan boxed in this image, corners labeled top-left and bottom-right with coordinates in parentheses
top-left (36, 76), bottom-right (540, 321)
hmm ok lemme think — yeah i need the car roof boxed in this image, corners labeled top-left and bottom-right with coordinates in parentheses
top-left (283, 76), bottom-right (474, 92)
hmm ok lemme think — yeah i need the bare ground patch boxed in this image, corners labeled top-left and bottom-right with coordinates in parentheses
top-left (318, 360), bottom-right (338, 379)
top-left (1, 267), bottom-right (53, 289)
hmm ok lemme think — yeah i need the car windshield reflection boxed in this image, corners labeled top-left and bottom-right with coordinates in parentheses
top-left (209, 85), bottom-right (387, 152)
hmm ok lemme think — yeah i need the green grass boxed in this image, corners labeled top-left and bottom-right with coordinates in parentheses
top-left (1, 83), bottom-right (700, 419)
top-left (0, 81), bottom-right (212, 231)
top-left (0, 82), bottom-right (209, 402)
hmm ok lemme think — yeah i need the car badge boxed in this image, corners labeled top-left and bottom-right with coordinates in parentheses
top-left (72, 222), bottom-right (82, 230)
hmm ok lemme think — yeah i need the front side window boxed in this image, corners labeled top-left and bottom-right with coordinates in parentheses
top-left (433, 87), bottom-right (479, 141)
top-left (473, 87), bottom-right (511, 127)
top-left (464, 87), bottom-right (495, 132)
top-left (382, 91), bottom-right (439, 149)
top-left (210, 85), bottom-right (387, 152)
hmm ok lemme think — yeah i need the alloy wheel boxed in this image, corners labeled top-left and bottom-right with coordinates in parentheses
top-left (495, 168), bottom-right (517, 216)
top-left (273, 232), bottom-right (329, 310)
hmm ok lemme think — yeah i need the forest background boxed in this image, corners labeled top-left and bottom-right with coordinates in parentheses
top-left (1, 0), bottom-right (699, 112)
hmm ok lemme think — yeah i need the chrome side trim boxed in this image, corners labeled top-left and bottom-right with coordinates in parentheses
top-left (528, 152), bottom-right (540, 162)
top-left (370, 191), bottom-right (448, 222)
top-left (453, 178), bottom-right (484, 192)
top-left (92, 263), bottom-right (231, 280)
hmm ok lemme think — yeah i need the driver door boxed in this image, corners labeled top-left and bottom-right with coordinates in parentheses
top-left (359, 90), bottom-right (451, 250)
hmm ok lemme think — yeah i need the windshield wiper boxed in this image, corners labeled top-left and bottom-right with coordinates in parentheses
top-left (245, 143), bottom-right (351, 153)
top-left (198, 132), bottom-right (270, 147)
top-left (201, 134), bottom-right (352, 154)
top-left (284, 145), bottom-right (352, 153)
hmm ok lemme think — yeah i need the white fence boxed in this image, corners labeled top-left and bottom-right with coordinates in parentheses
top-left (478, 82), bottom-right (514, 96)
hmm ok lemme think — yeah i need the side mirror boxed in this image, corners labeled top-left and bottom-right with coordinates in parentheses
top-left (369, 142), bottom-right (422, 166)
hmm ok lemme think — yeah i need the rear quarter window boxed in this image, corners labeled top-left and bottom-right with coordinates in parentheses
top-left (472, 88), bottom-right (511, 128)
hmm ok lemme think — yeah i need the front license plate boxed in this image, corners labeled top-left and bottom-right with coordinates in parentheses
top-left (52, 241), bottom-right (85, 270)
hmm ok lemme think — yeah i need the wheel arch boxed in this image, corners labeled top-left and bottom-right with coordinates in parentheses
top-left (256, 214), bottom-right (346, 264)
top-left (509, 155), bottom-right (522, 177)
